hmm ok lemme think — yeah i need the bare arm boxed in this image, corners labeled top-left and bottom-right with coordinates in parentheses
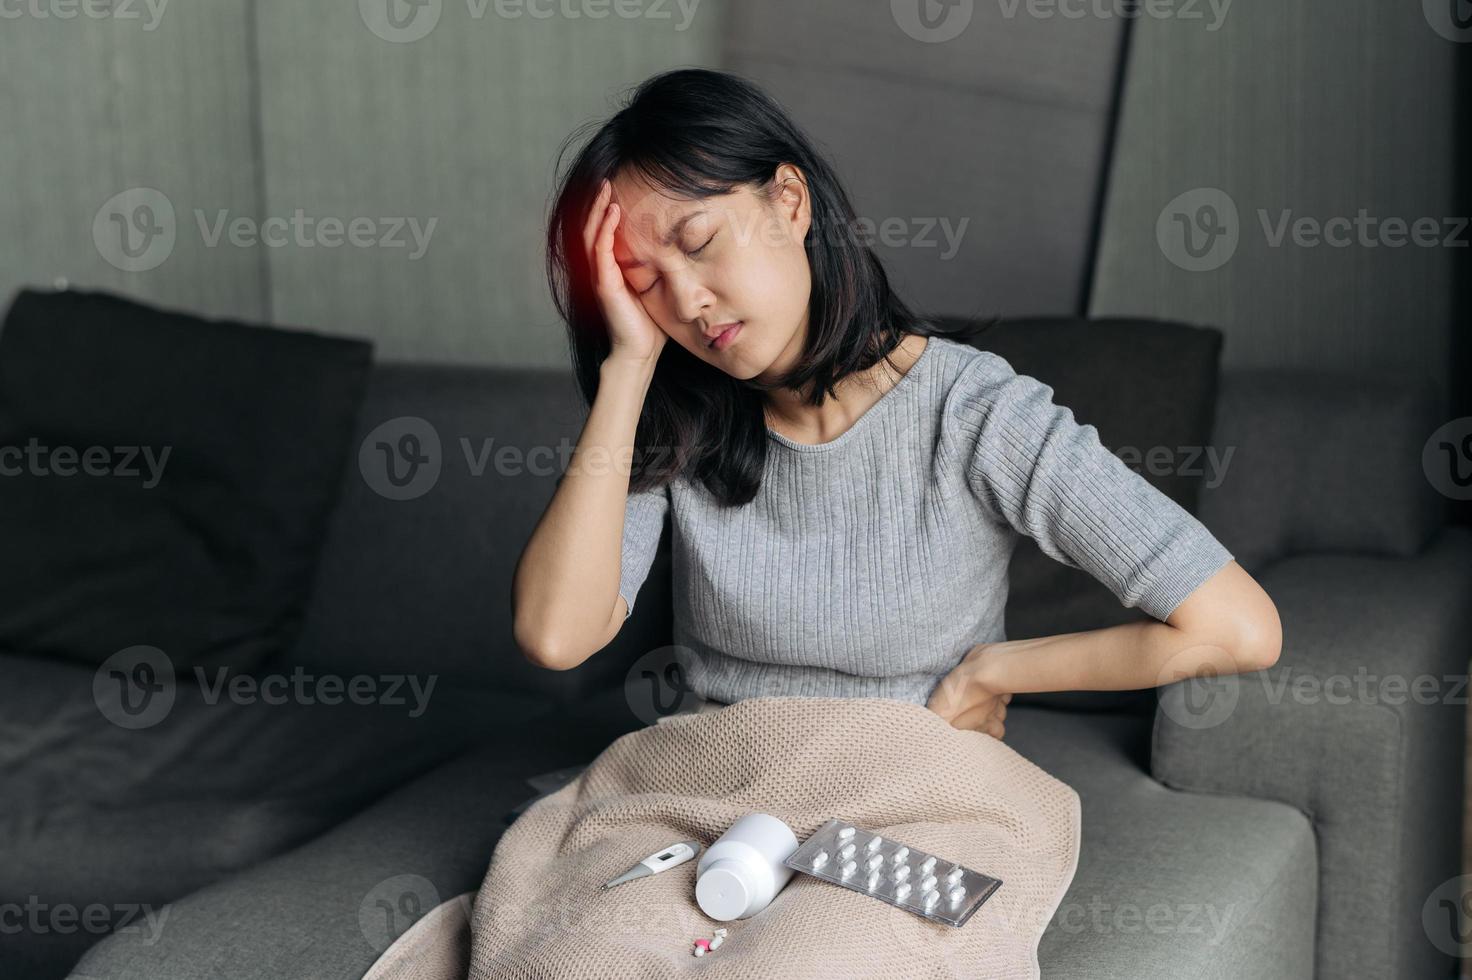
top-left (512, 178), bottom-right (667, 670)
top-left (928, 560), bottom-right (1282, 736)
top-left (511, 357), bottom-right (656, 670)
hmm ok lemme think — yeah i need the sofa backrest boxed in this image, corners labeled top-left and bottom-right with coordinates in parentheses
top-left (721, 4), bottom-right (1127, 318)
top-left (282, 361), bottom-right (670, 703)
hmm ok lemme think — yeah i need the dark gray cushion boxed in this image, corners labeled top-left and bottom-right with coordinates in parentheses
top-left (1197, 368), bottom-right (1445, 570)
top-left (284, 362), bottom-right (672, 703)
top-left (0, 650), bottom-right (557, 980)
top-left (0, 287), bottom-right (372, 673)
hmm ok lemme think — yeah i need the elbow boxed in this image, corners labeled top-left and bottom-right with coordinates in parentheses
top-left (1233, 601), bottom-right (1283, 674)
top-left (512, 618), bottom-right (588, 672)
top-left (518, 637), bottom-right (584, 672)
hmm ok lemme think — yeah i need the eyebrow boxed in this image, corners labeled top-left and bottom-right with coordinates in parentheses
top-left (615, 210), bottom-right (708, 269)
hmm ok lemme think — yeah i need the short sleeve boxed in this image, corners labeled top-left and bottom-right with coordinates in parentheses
top-left (617, 482), bottom-right (670, 620)
top-left (947, 351), bottom-right (1234, 621)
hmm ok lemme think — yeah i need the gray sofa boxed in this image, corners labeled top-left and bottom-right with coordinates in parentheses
top-left (56, 349), bottom-right (1468, 979)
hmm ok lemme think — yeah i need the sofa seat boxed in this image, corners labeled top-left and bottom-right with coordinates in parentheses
top-left (0, 651), bottom-right (558, 980)
top-left (69, 692), bottom-right (1316, 980)
top-left (1005, 706), bottom-right (1318, 978)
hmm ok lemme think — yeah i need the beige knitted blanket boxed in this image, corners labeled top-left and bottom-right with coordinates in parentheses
top-left (365, 697), bottom-right (1080, 980)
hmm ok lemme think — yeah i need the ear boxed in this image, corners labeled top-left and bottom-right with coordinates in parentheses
top-left (772, 162), bottom-right (811, 243)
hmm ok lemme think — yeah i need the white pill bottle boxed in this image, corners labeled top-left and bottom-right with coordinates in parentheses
top-left (695, 813), bottom-right (801, 921)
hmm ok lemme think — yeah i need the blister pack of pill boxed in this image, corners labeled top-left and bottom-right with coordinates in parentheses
top-left (784, 818), bottom-right (1002, 927)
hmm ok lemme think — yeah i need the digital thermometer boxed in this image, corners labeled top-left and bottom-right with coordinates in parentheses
top-left (603, 840), bottom-right (702, 889)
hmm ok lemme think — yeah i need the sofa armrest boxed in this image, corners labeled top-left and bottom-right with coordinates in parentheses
top-left (68, 746), bottom-right (525, 980)
top-left (1151, 526), bottom-right (1472, 980)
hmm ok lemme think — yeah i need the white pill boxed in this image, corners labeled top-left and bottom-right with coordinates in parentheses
top-left (920, 874), bottom-right (938, 892)
top-left (866, 853), bottom-right (884, 872)
top-left (811, 850), bottom-right (829, 869)
top-left (838, 843), bottom-right (856, 861)
top-left (710, 936), bottom-right (724, 950)
top-left (837, 826), bottom-right (856, 840)
top-left (693, 947), bottom-right (705, 957)
top-left (945, 867), bottom-right (964, 885)
top-left (892, 847), bottom-right (910, 864)
top-left (893, 865), bottom-right (910, 883)
top-left (895, 882), bottom-right (912, 901)
top-left (865, 836), bottom-right (883, 853)
top-left (840, 860), bottom-right (857, 879)
top-left (919, 857), bottom-right (937, 875)
top-left (866, 871), bottom-right (881, 891)
top-left (949, 885), bottom-right (967, 905)
top-left (714, 928), bottom-right (727, 937)
top-left (923, 890), bottom-right (941, 910)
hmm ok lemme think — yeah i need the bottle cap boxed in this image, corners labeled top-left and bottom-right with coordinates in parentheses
top-left (695, 858), bottom-right (753, 921)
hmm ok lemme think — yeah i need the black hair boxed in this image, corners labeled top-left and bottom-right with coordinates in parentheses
top-left (546, 67), bottom-right (997, 506)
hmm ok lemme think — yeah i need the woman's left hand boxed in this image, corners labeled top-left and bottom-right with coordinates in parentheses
top-left (926, 643), bottom-right (1012, 739)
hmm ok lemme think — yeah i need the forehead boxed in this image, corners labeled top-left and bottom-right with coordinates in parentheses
top-left (609, 172), bottom-right (739, 265)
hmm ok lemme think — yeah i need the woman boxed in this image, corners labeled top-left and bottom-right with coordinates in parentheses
top-left (511, 67), bottom-right (1281, 739)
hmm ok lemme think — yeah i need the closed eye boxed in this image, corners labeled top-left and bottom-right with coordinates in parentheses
top-left (635, 234), bottom-right (716, 296)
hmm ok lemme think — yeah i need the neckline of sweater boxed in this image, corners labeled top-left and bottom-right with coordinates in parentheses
top-left (764, 335), bottom-right (935, 454)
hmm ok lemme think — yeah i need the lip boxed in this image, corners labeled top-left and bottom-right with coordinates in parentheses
top-left (707, 322), bottom-right (743, 351)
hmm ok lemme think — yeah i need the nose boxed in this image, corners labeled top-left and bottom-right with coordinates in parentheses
top-left (666, 267), bottom-right (715, 327)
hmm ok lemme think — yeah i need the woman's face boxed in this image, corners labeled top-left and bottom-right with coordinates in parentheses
top-left (609, 164), bottom-right (812, 381)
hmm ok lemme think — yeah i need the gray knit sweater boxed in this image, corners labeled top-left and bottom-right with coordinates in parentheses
top-left (617, 335), bottom-right (1233, 706)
